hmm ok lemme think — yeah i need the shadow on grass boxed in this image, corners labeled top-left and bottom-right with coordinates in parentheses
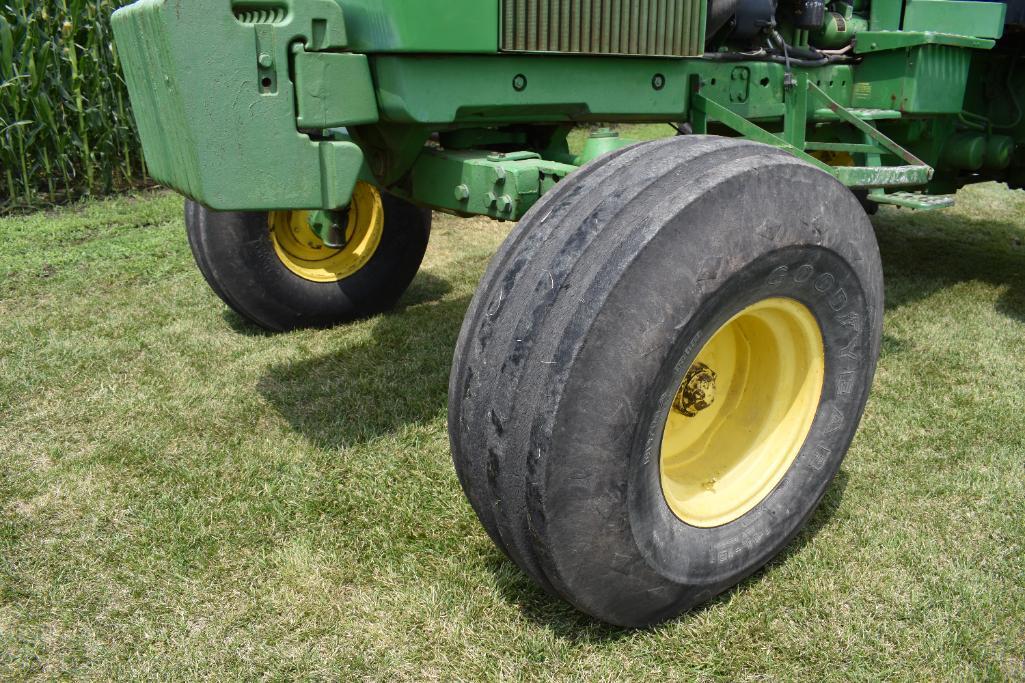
top-left (221, 271), bottom-right (455, 337)
top-left (256, 280), bottom-right (467, 449)
top-left (872, 208), bottom-right (1025, 322)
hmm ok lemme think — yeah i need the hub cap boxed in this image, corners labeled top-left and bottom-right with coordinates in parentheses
top-left (660, 297), bottom-right (825, 527)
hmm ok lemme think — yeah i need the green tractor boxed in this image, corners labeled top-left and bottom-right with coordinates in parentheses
top-left (112, 0), bottom-right (1025, 626)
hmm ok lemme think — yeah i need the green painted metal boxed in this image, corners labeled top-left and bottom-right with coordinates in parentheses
top-left (812, 107), bottom-right (901, 122)
top-left (868, 190), bottom-right (955, 209)
top-left (813, 8), bottom-right (868, 49)
top-left (306, 208), bottom-right (349, 247)
top-left (942, 132), bottom-right (986, 170)
top-left (409, 149), bottom-right (577, 220)
top-left (574, 129), bottom-right (637, 165)
top-left (337, 0), bottom-right (499, 53)
top-left (902, 1), bottom-right (1006, 39)
top-left (868, 0), bottom-right (903, 30)
top-left (852, 44), bottom-right (973, 113)
top-left (372, 56), bottom-right (866, 125)
top-left (692, 79), bottom-right (932, 189)
top-left (112, 0), bottom-right (1025, 220)
top-left (985, 135), bottom-right (1015, 170)
top-left (691, 91), bottom-right (818, 160)
top-left (809, 82), bottom-right (927, 167)
top-left (294, 52), bottom-right (378, 129)
top-left (111, 0), bottom-right (369, 210)
top-left (854, 30), bottom-right (995, 53)
top-left (372, 55), bottom-right (692, 124)
top-left (500, 0), bottom-right (707, 56)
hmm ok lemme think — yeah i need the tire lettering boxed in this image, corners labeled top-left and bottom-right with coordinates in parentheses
top-left (814, 273), bottom-right (835, 292)
top-left (682, 331), bottom-right (703, 358)
top-left (835, 371), bottom-right (855, 396)
top-left (715, 538), bottom-right (745, 565)
top-left (840, 335), bottom-right (859, 360)
top-left (793, 264), bottom-right (814, 283)
top-left (836, 311), bottom-right (861, 332)
top-left (825, 406), bottom-right (845, 434)
top-left (809, 444), bottom-right (831, 470)
top-left (829, 288), bottom-right (848, 311)
top-left (767, 265), bottom-right (788, 286)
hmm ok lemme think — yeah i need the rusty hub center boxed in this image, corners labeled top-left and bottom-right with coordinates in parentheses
top-left (673, 361), bottom-right (717, 417)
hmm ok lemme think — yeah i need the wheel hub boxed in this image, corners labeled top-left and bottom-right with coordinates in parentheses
top-left (672, 362), bottom-right (718, 417)
top-left (268, 182), bottom-right (384, 283)
top-left (660, 297), bottom-right (825, 527)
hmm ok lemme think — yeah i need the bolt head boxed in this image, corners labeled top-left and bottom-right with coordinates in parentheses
top-left (258, 53), bottom-right (274, 68)
top-left (454, 184), bottom-right (470, 201)
top-left (497, 195), bottom-right (513, 212)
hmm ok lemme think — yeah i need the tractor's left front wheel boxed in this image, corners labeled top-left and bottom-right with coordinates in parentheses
top-left (448, 136), bottom-right (883, 626)
top-left (185, 183), bottom-right (431, 331)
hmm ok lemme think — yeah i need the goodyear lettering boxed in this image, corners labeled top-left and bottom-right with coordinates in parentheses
top-left (814, 272), bottom-right (835, 292)
top-left (793, 264), bottom-right (815, 283)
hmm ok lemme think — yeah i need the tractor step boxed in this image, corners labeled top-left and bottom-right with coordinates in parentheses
top-left (813, 108), bottom-right (903, 122)
top-left (868, 191), bottom-right (956, 210)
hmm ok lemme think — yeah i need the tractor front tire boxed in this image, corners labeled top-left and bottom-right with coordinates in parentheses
top-left (185, 182), bottom-right (431, 332)
top-left (448, 136), bottom-right (883, 626)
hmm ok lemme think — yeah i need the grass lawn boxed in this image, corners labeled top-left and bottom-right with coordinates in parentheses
top-left (2, 135), bottom-right (1025, 679)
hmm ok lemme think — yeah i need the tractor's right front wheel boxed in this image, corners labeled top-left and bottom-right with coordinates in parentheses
top-left (448, 136), bottom-right (883, 627)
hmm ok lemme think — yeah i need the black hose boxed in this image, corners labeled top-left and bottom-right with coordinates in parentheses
top-left (701, 50), bottom-right (836, 67)
top-left (769, 30), bottom-right (825, 60)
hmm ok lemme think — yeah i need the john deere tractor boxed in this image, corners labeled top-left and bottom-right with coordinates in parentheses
top-left (112, 0), bottom-right (1025, 626)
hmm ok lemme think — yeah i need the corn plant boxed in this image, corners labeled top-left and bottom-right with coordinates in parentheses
top-left (1, 1), bottom-right (144, 212)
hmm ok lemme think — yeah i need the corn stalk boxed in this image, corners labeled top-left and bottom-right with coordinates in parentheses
top-left (0, 1), bottom-right (145, 212)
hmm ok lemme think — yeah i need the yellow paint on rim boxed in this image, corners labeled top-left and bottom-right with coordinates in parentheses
top-left (268, 182), bottom-right (384, 283)
top-left (660, 297), bottom-right (825, 527)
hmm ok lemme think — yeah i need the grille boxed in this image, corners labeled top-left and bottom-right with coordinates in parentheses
top-left (501, 0), bottom-right (705, 57)
top-left (233, 5), bottom-right (287, 24)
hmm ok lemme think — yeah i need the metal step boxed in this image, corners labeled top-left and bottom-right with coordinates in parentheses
top-left (813, 107), bottom-right (903, 122)
top-left (834, 165), bottom-right (933, 189)
top-left (868, 191), bottom-right (956, 210)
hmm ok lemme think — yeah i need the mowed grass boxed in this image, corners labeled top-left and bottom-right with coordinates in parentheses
top-left (2, 153), bottom-right (1025, 678)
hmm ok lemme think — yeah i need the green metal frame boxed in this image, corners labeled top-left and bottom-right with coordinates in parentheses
top-left (111, 0), bottom-right (1025, 219)
top-left (690, 77), bottom-right (932, 188)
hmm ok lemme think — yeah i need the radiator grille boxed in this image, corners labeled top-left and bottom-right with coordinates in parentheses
top-left (233, 5), bottom-right (287, 24)
top-left (501, 0), bottom-right (705, 57)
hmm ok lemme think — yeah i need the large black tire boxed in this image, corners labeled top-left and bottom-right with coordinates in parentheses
top-left (185, 189), bottom-right (430, 332)
top-left (448, 136), bottom-right (883, 626)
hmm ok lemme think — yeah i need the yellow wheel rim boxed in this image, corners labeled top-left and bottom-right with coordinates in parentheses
top-left (660, 297), bottom-right (825, 527)
top-left (269, 182), bottom-right (384, 283)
